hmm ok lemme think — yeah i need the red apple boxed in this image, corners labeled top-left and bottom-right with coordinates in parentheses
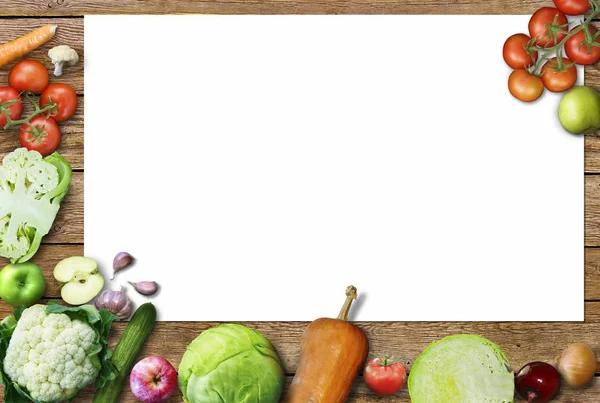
top-left (130, 356), bottom-right (177, 403)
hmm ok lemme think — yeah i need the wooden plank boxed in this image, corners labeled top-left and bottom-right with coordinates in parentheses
top-left (70, 376), bottom-right (600, 402)
top-left (0, 18), bottom-right (83, 94)
top-left (0, 97), bottom-right (84, 170)
top-left (21, 171), bottom-right (600, 247)
top-left (0, 1), bottom-right (553, 17)
top-left (584, 57), bottom-right (600, 172)
top-left (43, 171), bottom-right (83, 243)
top-left (587, 175), bottom-right (600, 246)
top-left (586, 248), bottom-right (600, 300)
top-left (2, 303), bottom-right (600, 373)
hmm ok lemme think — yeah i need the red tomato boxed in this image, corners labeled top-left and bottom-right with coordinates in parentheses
top-left (529, 7), bottom-right (568, 47)
top-left (508, 69), bottom-right (544, 102)
top-left (503, 34), bottom-right (538, 69)
top-left (553, 0), bottom-right (590, 15)
top-left (19, 116), bottom-right (61, 156)
top-left (541, 57), bottom-right (578, 92)
top-left (40, 83), bottom-right (78, 122)
top-left (0, 87), bottom-right (22, 128)
top-left (565, 26), bottom-right (600, 65)
top-left (8, 60), bottom-right (49, 93)
top-left (364, 356), bottom-right (407, 396)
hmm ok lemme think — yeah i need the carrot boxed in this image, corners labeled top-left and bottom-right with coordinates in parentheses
top-left (0, 24), bottom-right (57, 68)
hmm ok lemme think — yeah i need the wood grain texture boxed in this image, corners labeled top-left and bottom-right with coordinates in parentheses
top-left (0, 18), bottom-right (83, 94)
top-left (587, 175), bottom-right (600, 246)
top-left (32, 172), bottom-right (600, 247)
top-left (41, 171), bottom-right (83, 243)
top-left (70, 376), bottom-right (600, 402)
top-left (0, 0), bottom-right (553, 17)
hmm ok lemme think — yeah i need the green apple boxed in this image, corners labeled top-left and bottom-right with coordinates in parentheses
top-left (559, 86), bottom-right (600, 135)
top-left (54, 256), bottom-right (104, 305)
top-left (0, 263), bottom-right (46, 307)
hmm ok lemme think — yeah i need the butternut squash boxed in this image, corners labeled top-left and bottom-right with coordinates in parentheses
top-left (285, 286), bottom-right (369, 403)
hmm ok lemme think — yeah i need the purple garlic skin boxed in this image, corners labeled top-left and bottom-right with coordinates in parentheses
top-left (128, 281), bottom-right (159, 296)
top-left (112, 252), bottom-right (133, 279)
top-left (94, 289), bottom-right (133, 320)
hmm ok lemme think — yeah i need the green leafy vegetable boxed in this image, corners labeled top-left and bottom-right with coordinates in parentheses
top-left (408, 334), bottom-right (514, 403)
top-left (178, 324), bottom-right (285, 403)
top-left (0, 303), bottom-right (116, 403)
top-left (0, 148), bottom-right (71, 263)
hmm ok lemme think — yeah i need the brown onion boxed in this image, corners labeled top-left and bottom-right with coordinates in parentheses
top-left (557, 343), bottom-right (598, 387)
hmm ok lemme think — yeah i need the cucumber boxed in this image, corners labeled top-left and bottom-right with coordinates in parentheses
top-left (93, 302), bottom-right (156, 403)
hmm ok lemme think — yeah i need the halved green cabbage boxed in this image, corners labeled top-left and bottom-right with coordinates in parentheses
top-left (408, 334), bottom-right (514, 403)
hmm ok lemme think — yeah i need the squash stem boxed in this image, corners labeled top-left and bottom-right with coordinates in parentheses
top-left (337, 285), bottom-right (358, 321)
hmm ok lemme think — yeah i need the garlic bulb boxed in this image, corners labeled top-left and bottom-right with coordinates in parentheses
top-left (94, 288), bottom-right (133, 320)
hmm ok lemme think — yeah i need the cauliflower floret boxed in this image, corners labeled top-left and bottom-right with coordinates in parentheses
top-left (3, 305), bottom-right (100, 402)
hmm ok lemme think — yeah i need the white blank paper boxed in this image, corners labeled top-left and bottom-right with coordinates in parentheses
top-left (84, 15), bottom-right (584, 321)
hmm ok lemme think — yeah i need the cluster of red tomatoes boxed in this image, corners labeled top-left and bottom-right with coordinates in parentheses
top-left (0, 59), bottom-right (78, 156)
top-left (503, 0), bottom-right (600, 102)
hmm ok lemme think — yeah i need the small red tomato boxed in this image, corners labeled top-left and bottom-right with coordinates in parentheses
top-left (553, 0), bottom-right (590, 15)
top-left (508, 69), bottom-right (544, 102)
top-left (20, 116), bottom-right (61, 156)
top-left (8, 59), bottom-right (49, 93)
top-left (40, 83), bottom-right (78, 122)
top-left (0, 86), bottom-right (22, 128)
top-left (503, 34), bottom-right (538, 69)
top-left (541, 57), bottom-right (577, 92)
top-left (565, 26), bottom-right (600, 65)
top-left (364, 355), bottom-right (407, 396)
top-left (529, 7), bottom-right (568, 47)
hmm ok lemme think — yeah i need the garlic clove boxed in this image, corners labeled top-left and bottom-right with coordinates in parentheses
top-left (128, 281), bottom-right (159, 296)
top-left (112, 252), bottom-right (133, 279)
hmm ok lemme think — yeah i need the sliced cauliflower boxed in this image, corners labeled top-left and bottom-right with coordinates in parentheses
top-left (0, 148), bottom-right (71, 263)
top-left (1, 304), bottom-right (116, 403)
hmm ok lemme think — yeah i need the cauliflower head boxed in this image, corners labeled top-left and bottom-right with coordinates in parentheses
top-left (0, 148), bottom-right (71, 263)
top-left (0, 303), bottom-right (116, 403)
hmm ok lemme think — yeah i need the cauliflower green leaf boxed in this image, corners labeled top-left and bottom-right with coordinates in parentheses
top-left (0, 148), bottom-right (72, 263)
top-left (0, 303), bottom-right (117, 403)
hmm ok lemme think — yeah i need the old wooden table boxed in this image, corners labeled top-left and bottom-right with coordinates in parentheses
top-left (1, 3), bottom-right (600, 402)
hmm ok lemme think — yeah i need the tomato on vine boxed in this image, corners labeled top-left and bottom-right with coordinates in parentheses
top-left (565, 26), bottom-right (600, 65)
top-left (553, 0), bottom-right (590, 15)
top-left (508, 69), bottom-right (544, 102)
top-left (541, 57), bottom-right (578, 92)
top-left (8, 60), bottom-right (49, 93)
top-left (0, 87), bottom-right (22, 128)
top-left (503, 34), bottom-right (538, 69)
top-left (40, 83), bottom-right (78, 122)
top-left (529, 7), bottom-right (569, 47)
top-left (19, 116), bottom-right (61, 157)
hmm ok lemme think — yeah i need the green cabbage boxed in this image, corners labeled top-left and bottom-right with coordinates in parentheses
top-left (178, 324), bottom-right (284, 403)
top-left (408, 334), bottom-right (514, 403)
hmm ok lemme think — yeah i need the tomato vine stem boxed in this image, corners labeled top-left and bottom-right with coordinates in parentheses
top-left (0, 92), bottom-right (56, 130)
top-left (527, 0), bottom-right (600, 75)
